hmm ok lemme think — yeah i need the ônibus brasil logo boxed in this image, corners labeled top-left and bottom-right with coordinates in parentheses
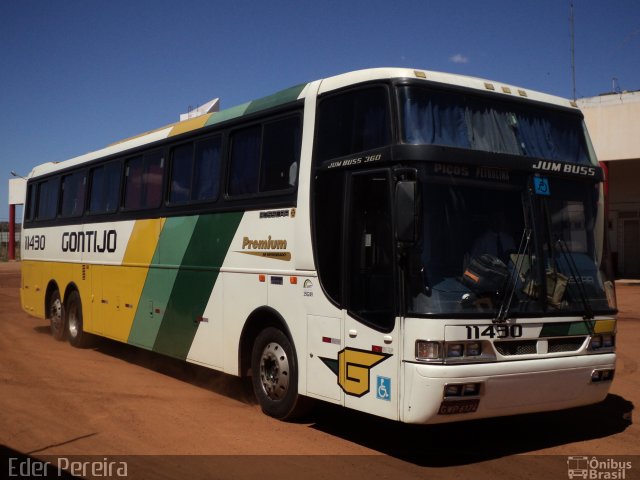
top-left (567, 456), bottom-right (632, 479)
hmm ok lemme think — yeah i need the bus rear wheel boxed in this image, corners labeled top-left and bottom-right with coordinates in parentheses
top-left (49, 289), bottom-right (66, 341)
top-left (65, 290), bottom-right (91, 348)
top-left (251, 327), bottom-right (308, 420)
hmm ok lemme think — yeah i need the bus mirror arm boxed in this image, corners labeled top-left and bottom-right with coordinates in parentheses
top-left (394, 179), bottom-right (422, 247)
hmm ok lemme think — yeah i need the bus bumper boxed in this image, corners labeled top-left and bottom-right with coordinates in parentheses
top-left (402, 353), bottom-right (616, 424)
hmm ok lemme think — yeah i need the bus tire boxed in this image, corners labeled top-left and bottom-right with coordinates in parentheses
top-left (65, 290), bottom-right (91, 348)
top-left (251, 327), bottom-right (307, 420)
top-left (49, 289), bottom-right (66, 341)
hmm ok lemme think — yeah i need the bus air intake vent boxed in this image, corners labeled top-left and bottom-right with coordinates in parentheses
top-left (494, 340), bottom-right (537, 356)
top-left (547, 337), bottom-right (587, 353)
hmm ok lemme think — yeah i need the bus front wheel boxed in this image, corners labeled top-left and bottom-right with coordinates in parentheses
top-left (65, 290), bottom-right (91, 348)
top-left (49, 289), bottom-right (66, 341)
top-left (251, 327), bottom-right (306, 420)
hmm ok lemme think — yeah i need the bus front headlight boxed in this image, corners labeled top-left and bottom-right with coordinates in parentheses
top-left (416, 340), bottom-right (442, 361)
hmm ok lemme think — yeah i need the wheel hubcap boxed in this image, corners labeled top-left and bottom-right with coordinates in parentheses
top-left (68, 305), bottom-right (79, 338)
top-left (259, 342), bottom-right (290, 400)
top-left (50, 298), bottom-right (62, 331)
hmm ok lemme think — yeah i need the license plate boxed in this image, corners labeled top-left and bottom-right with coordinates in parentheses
top-left (438, 399), bottom-right (480, 415)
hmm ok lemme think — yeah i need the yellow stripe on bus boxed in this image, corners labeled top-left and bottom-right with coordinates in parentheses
top-left (100, 219), bottom-right (165, 342)
top-left (123, 218), bottom-right (165, 265)
top-left (168, 114), bottom-right (213, 137)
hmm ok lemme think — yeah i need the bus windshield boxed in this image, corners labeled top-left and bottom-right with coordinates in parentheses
top-left (407, 169), bottom-right (616, 317)
top-left (399, 85), bottom-right (595, 165)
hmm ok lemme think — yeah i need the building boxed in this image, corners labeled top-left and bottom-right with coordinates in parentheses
top-left (578, 90), bottom-right (640, 278)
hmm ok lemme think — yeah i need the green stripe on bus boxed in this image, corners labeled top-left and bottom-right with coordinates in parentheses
top-left (205, 102), bottom-right (251, 127)
top-left (152, 211), bottom-right (243, 359)
top-left (539, 321), bottom-right (594, 337)
top-left (244, 83), bottom-right (307, 115)
top-left (128, 216), bottom-right (199, 349)
top-left (205, 83), bottom-right (307, 127)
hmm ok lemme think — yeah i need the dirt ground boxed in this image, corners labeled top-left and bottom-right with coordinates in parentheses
top-left (0, 261), bottom-right (638, 480)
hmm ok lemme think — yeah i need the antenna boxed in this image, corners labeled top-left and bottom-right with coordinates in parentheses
top-left (612, 77), bottom-right (621, 93)
top-left (570, 0), bottom-right (576, 100)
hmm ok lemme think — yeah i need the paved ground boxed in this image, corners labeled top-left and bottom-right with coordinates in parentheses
top-left (0, 261), bottom-right (638, 479)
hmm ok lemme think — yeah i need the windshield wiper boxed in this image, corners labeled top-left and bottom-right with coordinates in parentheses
top-left (555, 236), bottom-right (595, 325)
top-left (494, 227), bottom-right (532, 323)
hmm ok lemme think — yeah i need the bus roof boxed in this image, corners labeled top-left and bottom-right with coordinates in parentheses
top-left (318, 67), bottom-right (578, 109)
top-left (28, 67), bottom-right (579, 179)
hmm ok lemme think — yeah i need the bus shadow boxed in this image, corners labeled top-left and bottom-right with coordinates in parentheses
top-left (309, 394), bottom-right (633, 466)
top-left (33, 325), bottom-right (52, 335)
top-left (62, 334), bottom-right (256, 407)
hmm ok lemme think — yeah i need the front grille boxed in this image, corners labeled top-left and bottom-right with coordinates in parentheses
top-left (494, 340), bottom-right (537, 356)
top-left (548, 337), bottom-right (587, 353)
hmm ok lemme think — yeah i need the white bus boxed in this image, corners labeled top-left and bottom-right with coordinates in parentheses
top-left (21, 67), bottom-right (617, 423)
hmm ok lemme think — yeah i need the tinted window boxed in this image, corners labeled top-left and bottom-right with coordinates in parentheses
top-left (169, 143), bottom-right (194, 203)
top-left (169, 136), bottom-right (221, 204)
top-left (35, 178), bottom-right (60, 220)
top-left (261, 116), bottom-right (301, 191)
top-left (229, 126), bottom-right (261, 196)
top-left (314, 170), bottom-right (345, 304)
top-left (89, 162), bottom-right (121, 213)
top-left (124, 156), bottom-right (143, 209)
top-left (124, 151), bottom-right (164, 210)
top-left (316, 87), bottom-right (391, 161)
top-left (347, 171), bottom-right (395, 330)
top-left (193, 136), bottom-right (221, 201)
top-left (60, 171), bottom-right (86, 217)
top-left (400, 86), bottom-right (594, 165)
top-left (25, 184), bottom-right (36, 221)
top-left (228, 116), bottom-right (301, 197)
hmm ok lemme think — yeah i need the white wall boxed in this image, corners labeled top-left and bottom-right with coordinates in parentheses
top-left (578, 91), bottom-right (640, 162)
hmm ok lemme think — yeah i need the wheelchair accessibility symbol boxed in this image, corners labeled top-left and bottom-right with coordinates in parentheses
top-left (533, 176), bottom-right (550, 196)
top-left (376, 376), bottom-right (391, 401)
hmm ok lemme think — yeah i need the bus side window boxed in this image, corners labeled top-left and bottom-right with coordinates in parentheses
top-left (169, 143), bottom-right (194, 203)
top-left (193, 136), bottom-right (221, 201)
top-left (228, 115), bottom-right (300, 197)
top-left (124, 156), bottom-right (144, 210)
top-left (103, 163), bottom-right (121, 212)
top-left (229, 125), bottom-right (261, 196)
top-left (144, 151), bottom-right (164, 208)
top-left (316, 87), bottom-right (391, 162)
top-left (25, 184), bottom-right (36, 221)
top-left (261, 116), bottom-right (301, 191)
top-left (313, 170), bottom-right (346, 305)
top-left (89, 162), bottom-right (121, 213)
top-left (169, 135), bottom-right (222, 204)
top-left (60, 171), bottom-right (86, 218)
top-left (35, 177), bottom-right (60, 220)
top-left (124, 151), bottom-right (164, 210)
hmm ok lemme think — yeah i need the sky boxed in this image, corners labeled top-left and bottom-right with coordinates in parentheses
top-left (1, 0), bottom-right (639, 220)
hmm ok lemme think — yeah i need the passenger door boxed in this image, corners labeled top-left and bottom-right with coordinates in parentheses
top-left (343, 170), bottom-right (400, 420)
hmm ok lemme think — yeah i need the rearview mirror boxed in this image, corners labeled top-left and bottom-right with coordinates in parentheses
top-left (395, 179), bottom-right (421, 246)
